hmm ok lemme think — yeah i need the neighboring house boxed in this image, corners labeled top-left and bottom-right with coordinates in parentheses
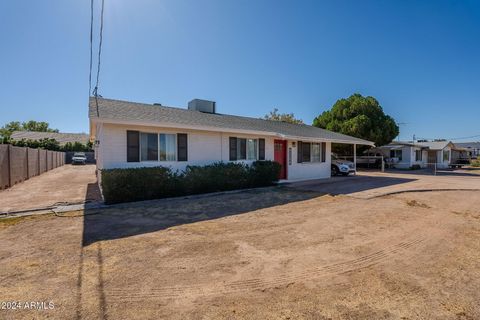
top-left (373, 140), bottom-right (468, 169)
top-left (455, 142), bottom-right (480, 159)
top-left (10, 131), bottom-right (89, 146)
top-left (89, 97), bottom-right (373, 181)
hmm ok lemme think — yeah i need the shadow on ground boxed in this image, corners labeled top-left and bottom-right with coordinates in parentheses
top-left (81, 186), bottom-right (323, 247)
top-left (287, 175), bottom-right (416, 195)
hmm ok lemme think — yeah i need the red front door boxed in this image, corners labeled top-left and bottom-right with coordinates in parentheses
top-left (274, 140), bottom-right (287, 179)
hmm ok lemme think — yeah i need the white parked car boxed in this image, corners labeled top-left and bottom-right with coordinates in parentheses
top-left (72, 152), bottom-right (87, 165)
top-left (331, 154), bottom-right (356, 176)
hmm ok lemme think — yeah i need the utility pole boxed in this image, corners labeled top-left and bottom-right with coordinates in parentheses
top-left (397, 122), bottom-right (407, 141)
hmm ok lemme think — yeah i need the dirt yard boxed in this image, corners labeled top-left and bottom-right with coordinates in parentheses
top-left (1, 179), bottom-right (480, 319)
top-left (0, 164), bottom-right (100, 213)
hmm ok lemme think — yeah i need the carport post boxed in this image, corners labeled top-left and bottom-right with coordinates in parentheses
top-left (381, 155), bottom-right (385, 172)
top-left (353, 144), bottom-right (357, 173)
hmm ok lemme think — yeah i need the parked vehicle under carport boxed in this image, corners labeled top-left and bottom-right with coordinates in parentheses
top-left (331, 154), bottom-right (356, 176)
top-left (71, 152), bottom-right (87, 165)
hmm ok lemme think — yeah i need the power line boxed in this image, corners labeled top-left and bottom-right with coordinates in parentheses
top-left (88, 0), bottom-right (105, 117)
top-left (448, 134), bottom-right (480, 141)
top-left (416, 134), bottom-right (480, 141)
top-left (93, 0), bottom-right (105, 97)
top-left (88, 0), bottom-right (94, 96)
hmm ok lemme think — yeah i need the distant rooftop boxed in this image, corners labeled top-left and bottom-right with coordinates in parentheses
top-left (382, 140), bottom-right (466, 150)
top-left (10, 131), bottom-right (89, 145)
top-left (455, 142), bottom-right (480, 149)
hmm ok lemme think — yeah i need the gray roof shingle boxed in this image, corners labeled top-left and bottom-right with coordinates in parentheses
top-left (10, 131), bottom-right (89, 145)
top-left (455, 142), bottom-right (480, 149)
top-left (89, 97), bottom-right (374, 145)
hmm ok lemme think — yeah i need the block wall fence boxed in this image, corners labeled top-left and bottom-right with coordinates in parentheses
top-left (0, 144), bottom-right (65, 190)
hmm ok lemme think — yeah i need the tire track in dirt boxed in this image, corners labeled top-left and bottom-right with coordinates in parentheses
top-left (106, 236), bottom-right (426, 302)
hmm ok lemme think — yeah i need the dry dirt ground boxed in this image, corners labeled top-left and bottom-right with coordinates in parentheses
top-left (0, 164), bottom-right (100, 213)
top-left (1, 180), bottom-right (480, 319)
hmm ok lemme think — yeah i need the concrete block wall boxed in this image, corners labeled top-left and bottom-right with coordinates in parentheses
top-left (28, 148), bottom-right (39, 178)
top-left (39, 149), bottom-right (47, 174)
top-left (47, 151), bottom-right (53, 171)
top-left (0, 145), bottom-right (9, 189)
top-left (0, 145), bottom-right (66, 190)
top-left (10, 146), bottom-right (28, 185)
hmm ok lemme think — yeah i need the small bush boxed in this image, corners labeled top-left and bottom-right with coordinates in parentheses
top-left (183, 162), bottom-right (250, 194)
top-left (410, 164), bottom-right (422, 170)
top-left (101, 167), bottom-right (183, 204)
top-left (101, 160), bottom-right (281, 204)
top-left (248, 160), bottom-right (281, 187)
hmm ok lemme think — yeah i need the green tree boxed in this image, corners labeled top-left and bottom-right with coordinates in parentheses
top-left (21, 121), bottom-right (59, 133)
top-left (264, 108), bottom-right (304, 124)
top-left (63, 141), bottom-right (93, 152)
top-left (313, 94), bottom-right (399, 146)
top-left (11, 138), bottom-right (61, 151)
top-left (0, 120), bottom-right (59, 143)
top-left (0, 121), bottom-right (22, 142)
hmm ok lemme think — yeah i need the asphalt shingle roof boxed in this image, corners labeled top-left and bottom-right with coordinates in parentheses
top-left (455, 142), bottom-right (480, 149)
top-left (10, 131), bottom-right (89, 145)
top-left (415, 141), bottom-right (451, 150)
top-left (89, 97), bottom-right (374, 145)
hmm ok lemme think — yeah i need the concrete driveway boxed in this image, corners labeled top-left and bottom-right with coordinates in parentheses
top-left (288, 168), bottom-right (480, 198)
top-left (0, 164), bottom-right (101, 214)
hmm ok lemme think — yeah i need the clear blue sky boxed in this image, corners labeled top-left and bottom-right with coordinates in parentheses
top-left (1, 0), bottom-right (479, 141)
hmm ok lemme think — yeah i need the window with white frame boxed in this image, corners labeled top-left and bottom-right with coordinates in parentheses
top-left (246, 139), bottom-right (258, 160)
top-left (139, 132), bottom-right (176, 162)
top-left (234, 138), bottom-right (258, 160)
top-left (140, 132), bottom-right (158, 161)
top-left (390, 149), bottom-right (402, 161)
top-left (300, 142), bottom-right (322, 162)
top-left (415, 150), bottom-right (422, 161)
top-left (160, 134), bottom-right (176, 161)
top-left (311, 143), bottom-right (321, 162)
top-left (443, 150), bottom-right (449, 162)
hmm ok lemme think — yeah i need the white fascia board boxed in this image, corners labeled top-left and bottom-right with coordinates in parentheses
top-left (89, 119), bottom-right (96, 141)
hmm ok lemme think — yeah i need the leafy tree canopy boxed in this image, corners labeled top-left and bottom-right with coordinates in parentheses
top-left (21, 120), bottom-right (59, 133)
top-left (264, 108), bottom-right (304, 124)
top-left (312, 94), bottom-right (399, 146)
top-left (0, 120), bottom-right (59, 142)
top-left (10, 138), bottom-right (93, 152)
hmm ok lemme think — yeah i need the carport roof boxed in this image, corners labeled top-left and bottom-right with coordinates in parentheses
top-left (89, 97), bottom-right (374, 145)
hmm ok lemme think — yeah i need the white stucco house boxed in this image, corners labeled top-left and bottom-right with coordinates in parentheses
top-left (89, 97), bottom-right (373, 181)
top-left (372, 140), bottom-right (468, 169)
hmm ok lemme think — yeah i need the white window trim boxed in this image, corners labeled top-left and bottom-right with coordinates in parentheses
top-left (139, 132), bottom-right (159, 162)
top-left (139, 132), bottom-right (177, 162)
top-left (159, 133), bottom-right (177, 162)
top-left (301, 142), bottom-right (323, 164)
top-left (233, 137), bottom-right (260, 161)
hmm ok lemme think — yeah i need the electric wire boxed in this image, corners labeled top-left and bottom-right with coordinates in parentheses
top-left (88, 0), bottom-right (94, 96)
